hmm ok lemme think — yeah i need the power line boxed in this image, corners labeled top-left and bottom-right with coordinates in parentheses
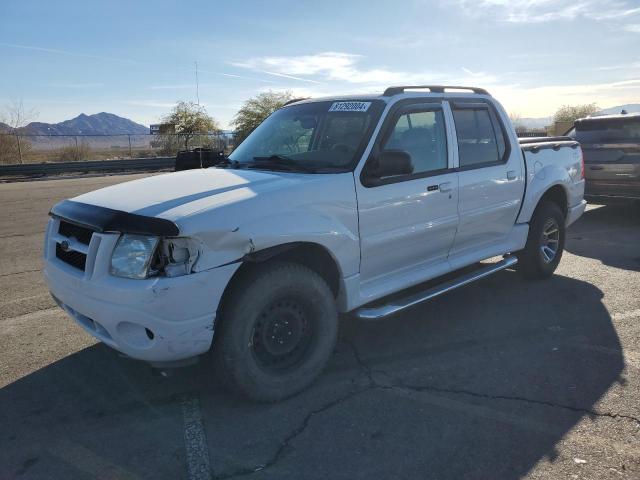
top-left (195, 61), bottom-right (200, 106)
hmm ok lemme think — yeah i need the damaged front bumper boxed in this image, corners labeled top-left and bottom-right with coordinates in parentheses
top-left (43, 222), bottom-right (240, 362)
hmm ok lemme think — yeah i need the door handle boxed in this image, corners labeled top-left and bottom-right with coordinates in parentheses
top-left (439, 182), bottom-right (453, 193)
top-left (590, 166), bottom-right (604, 170)
top-left (507, 170), bottom-right (517, 180)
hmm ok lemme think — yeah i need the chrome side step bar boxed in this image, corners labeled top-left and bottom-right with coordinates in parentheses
top-left (355, 256), bottom-right (518, 320)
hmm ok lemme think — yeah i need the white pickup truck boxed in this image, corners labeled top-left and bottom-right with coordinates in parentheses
top-left (44, 86), bottom-right (586, 401)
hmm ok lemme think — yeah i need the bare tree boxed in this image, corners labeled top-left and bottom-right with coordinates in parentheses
top-left (0, 100), bottom-right (38, 164)
top-left (5, 99), bottom-right (38, 130)
top-left (509, 112), bottom-right (525, 132)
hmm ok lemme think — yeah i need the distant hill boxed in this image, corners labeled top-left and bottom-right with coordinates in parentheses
top-left (516, 116), bottom-right (552, 130)
top-left (594, 104), bottom-right (640, 116)
top-left (15, 113), bottom-right (149, 136)
top-left (513, 103), bottom-right (640, 130)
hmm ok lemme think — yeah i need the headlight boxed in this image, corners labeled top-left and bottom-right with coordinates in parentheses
top-left (110, 234), bottom-right (160, 279)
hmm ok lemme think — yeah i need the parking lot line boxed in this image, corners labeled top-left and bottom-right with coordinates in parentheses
top-left (181, 395), bottom-right (211, 480)
top-left (612, 309), bottom-right (640, 322)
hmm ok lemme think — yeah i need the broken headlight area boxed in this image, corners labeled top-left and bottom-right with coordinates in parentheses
top-left (110, 235), bottom-right (199, 279)
top-left (157, 237), bottom-right (199, 277)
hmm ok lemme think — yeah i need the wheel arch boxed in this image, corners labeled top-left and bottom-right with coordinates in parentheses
top-left (518, 181), bottom-right (569, 224)
top-left (536, 184), bottom-right (568, 218)
top-left (216, 241), bottom-right (344, 318)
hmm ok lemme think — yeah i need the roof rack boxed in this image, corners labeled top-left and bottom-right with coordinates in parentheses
top-left (281, 97), bottom-right (310, 107)
top-left (383, 85), bottom-right (490, 96)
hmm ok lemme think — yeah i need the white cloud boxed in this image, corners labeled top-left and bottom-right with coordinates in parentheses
top-left (624, 23), bottom-right (640, 32)
top-left (453, 0), bottom-right (640, 23)
top-left (234, 52), bottom-right (500, 87)
top-left (0, 42), bottom-right (136, 64)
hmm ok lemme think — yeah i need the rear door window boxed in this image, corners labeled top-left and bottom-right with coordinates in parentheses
top-left (452, 107), bottom-right (506, 168)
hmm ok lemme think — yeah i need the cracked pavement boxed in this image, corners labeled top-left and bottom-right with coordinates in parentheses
top-left (1, 173), bottom-right (639, 479)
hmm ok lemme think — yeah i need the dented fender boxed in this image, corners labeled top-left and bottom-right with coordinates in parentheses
top-left (189, 209), bottom-right (359, 275)
top-left (173, 172), bottom-right (361, 277)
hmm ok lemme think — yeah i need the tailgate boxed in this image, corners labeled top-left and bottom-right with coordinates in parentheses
top-left (583, 145), bottom-right (640, 197)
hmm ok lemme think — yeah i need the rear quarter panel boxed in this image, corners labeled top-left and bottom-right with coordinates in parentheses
top-left (517, 144), bottom-right (585, 223)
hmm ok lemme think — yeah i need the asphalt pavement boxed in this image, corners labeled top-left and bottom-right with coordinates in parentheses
top-left (1, 173), bottom-right (639, 479)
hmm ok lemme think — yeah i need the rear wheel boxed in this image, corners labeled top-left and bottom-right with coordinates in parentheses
top-left (216, 262), bottom-right (337, 402)
top-left (517, 201), bottom-right (566, 279)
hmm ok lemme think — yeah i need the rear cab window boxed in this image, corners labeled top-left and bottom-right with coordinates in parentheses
top-left (452, 105), bottom-right (507, 168)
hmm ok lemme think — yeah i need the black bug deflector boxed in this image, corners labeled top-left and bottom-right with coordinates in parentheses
top-left (50, 200), bottom-right (180, 237)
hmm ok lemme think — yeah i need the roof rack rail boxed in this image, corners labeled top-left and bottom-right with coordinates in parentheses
top-left (383, 85), bottom-right (490, 96)
top-left (281, 97), bottom-right (310, 107)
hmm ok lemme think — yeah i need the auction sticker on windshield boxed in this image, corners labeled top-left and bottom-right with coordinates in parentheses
top-left (328, 101), bottom-right (371, 112)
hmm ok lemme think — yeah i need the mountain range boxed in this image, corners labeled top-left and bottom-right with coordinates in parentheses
top-left (0, 112), bottom-right (149, 136)
top-left (1, 103), bottom-right (638, 135)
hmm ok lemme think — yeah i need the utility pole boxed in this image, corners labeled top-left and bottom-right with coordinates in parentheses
top-left (195, 61), bottom-right (200, 106)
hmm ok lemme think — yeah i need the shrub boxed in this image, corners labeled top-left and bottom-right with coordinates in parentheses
top-left (0, 134), bottom-right (32, 164)
top-left (56, 141), bottom-right (92, 162)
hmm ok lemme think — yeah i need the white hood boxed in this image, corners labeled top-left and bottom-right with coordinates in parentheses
top-left (72, 168), bottom-right (306, 221)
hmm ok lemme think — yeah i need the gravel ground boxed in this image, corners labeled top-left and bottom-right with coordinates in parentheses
top-left (1, 173), bottom-right (638, 480)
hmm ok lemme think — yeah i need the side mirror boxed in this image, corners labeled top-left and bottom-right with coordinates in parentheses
top-left (376, 150), bottom-right (413, 177)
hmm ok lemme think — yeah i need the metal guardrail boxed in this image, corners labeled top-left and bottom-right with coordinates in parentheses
top-left (0, 157), bottom-right (176, 177)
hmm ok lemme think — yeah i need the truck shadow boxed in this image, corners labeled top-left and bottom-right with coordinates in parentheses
top-left (565, 202), bottom-right (640, 272)
top-left (0, 272), bottom-right (625, 479)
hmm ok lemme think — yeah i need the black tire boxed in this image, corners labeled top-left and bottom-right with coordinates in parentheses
top-left (215, 262), bottom-right (338, 402)
top-left (516, 201), bottom-right (566, 279)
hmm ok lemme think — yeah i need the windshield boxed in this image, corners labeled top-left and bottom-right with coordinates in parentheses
top-left (228, 100), bottom-right (385, 171)
top-left (574, 117), bottom-right (640, 144)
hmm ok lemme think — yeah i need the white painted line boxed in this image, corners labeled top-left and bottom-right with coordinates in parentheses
top-left (612, 309), bottom-right (640, 322)
top-left (181, 395), bottom-right (212, 480)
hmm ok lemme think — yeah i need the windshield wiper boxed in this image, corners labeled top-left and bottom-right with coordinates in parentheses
top-left (215, 157), bottom-right (241, 169)
top-left (246, 155), bottom-right (317, 172)
top-left (252, 154), bottom-right (293, 162)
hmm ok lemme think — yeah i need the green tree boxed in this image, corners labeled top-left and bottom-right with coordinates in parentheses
top-left (553, 103), bottom-right (599, 124)
top-left (231, 91), bottom-right (294, 145)
top-left (161, 101), bottom-right (221, 150)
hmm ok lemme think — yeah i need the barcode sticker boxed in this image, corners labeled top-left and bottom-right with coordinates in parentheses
top-left (328, 101), bottom-right (371, 112)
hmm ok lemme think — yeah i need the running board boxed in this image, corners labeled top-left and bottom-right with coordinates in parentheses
top-left (355, 256), bottom-right (518, 320)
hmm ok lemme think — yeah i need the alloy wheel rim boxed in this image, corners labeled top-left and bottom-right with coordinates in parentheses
top-left (540, 218), bottom-right (560, 263)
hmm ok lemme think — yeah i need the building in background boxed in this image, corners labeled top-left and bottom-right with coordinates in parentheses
top-left (150, 123), bottom-right (176, 135)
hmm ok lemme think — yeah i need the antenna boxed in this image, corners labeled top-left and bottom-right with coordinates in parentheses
top-left (195, 61), bottom-right (200, 105)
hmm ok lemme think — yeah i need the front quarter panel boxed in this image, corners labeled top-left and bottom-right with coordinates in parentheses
top-left (176, 172), bottom-right (361, 277)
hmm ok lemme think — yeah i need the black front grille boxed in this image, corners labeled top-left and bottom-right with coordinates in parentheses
top-left (56, 243), bottom-right (87, 271)
top-left (59, 221), bottom-right (93, 245)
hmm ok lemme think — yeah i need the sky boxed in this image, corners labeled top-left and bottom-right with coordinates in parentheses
top-left (1, 0), bottom-right (639, 129)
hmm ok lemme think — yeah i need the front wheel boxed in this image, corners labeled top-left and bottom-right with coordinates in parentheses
top-left (215, 262), bottom-right (338, 402)
top-left (516, 201), bottom-right (566, 279)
